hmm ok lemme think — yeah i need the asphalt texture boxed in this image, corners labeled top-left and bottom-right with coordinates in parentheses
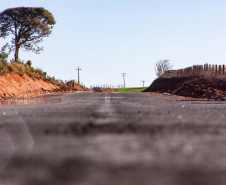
top-left (1, 92), bottom-right (226, 185)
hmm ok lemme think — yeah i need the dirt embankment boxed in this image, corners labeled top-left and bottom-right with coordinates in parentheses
top-left (101, 88), bottom-right (117, 92)
top-left (143, 77), bottom-right (226, 100)
top-left (0, 72), bottom-right (88, 99)
top-left (69, 84), bottom-right (90, 92)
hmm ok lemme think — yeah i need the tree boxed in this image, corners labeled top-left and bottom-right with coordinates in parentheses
top-left (155, 59), bottom-right (173, 77)
top-left (0, 7), bottom-right (56, 61)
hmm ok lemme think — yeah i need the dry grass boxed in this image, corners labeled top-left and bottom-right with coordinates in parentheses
top-left (0, 59), bottom-right (89, 90)
top-left (0, 59), bottom-right (65, 87)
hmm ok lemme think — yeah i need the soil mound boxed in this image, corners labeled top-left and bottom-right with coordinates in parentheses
top-left (101, 88), bottom-right (117, 92)
top-left (143, 77), bottom-right (226, 100)
top-left (70, 84), bottom-right (90, 91)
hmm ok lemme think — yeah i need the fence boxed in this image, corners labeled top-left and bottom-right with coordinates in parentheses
top-left (162, 64), bottom-right (226, 78)
top-left (90, 85), bottom-right (116, 89)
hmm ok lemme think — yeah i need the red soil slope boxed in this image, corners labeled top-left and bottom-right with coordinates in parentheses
top-left (101, 88), bottom-right (117, 92)
top-left (0, 73), bottom-right (61, 99)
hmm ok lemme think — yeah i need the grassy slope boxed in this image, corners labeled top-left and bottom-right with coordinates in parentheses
top-left (116, 87), bottom-right (148, 92)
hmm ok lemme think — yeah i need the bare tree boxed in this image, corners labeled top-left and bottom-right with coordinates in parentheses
top-left (155, 59), bottom-right (173, 77)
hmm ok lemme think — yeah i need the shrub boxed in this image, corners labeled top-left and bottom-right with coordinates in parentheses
top-left (25, 65), bottom-right (32, 75)
top-left (34, 68), bottom-right (47, 78)
top-left (0, 57), bottom-right (67, 86)
top-left (30, 67), bottom-right (35, 72)
top-left (26, 60), bottom-right (32, 67)
top-left (13, 63), bottom-right (25, 77)
top-left (0, 65), bottom-right (4, 73)
top-left (8, 64), bottom-right (15, 72)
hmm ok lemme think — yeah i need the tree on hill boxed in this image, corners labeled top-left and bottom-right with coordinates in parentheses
top-left (0, 7), bottom-right (56, 61)
top-left (155, 59), bottom-right (173, 77)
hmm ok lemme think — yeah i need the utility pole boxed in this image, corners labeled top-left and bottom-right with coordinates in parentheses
top-left (122, 73), bottom-right (126, 88)
top-left (76, 66), bottom-right (82, 84)
top-left (141, 80), bottom-right (145, 87)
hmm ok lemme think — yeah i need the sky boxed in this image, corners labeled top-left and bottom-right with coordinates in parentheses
top-left (1, 0), bottom-right (226, 87)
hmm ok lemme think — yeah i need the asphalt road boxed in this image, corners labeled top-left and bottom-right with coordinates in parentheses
top-left (1, 92), bottom-right (226, 185)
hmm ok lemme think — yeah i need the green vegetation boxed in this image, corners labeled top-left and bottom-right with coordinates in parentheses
top-left (0, 54), bottom-right (67, 88)
top-left (0, 55), bottom-right (88, 90)
top-left (0, 7), bottom-right (88, 91)
top-left (0, 39), bottom-right (86, 90)
top-left (116, 87), bottom-right (148, 92)
top-left (0, 58), bottom-right (49, 78)
top-left (0, 7), bottom-right (56, 61)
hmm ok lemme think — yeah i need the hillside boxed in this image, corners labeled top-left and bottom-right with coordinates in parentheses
top-left (0, 72), bottom-right (88, 99)
top-left (0, 58), bottom-right (90, 99)
top-left (0, 72), bottom-right (59, 99)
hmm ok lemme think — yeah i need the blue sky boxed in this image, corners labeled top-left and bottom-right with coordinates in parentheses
top-left (1, 0), bottom-right (226, 87)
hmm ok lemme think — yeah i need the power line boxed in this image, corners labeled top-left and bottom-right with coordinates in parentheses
top-left (122, 73), bottom-right (126, 88)
top-left (76, 66), bottom-right (82, 84)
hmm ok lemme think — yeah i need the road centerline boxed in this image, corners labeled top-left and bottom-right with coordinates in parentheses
top-left (92, 93), bottom-right (119, 125)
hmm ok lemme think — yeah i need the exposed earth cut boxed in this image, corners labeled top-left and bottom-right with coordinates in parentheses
top-left (0, 72), bottom-right (88, 99)
top-left (101, 88), bottom-right (117, 92)
top-left (143, 77), bottom-right (226, 100)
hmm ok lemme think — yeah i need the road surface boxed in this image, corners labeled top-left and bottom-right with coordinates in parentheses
top-left (0, 92), bottom-right (226, 185)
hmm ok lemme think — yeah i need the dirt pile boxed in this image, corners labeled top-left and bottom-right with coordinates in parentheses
top-left (66, 80), bottom-right (90, 91)
top-left (70, 84), bottom-right (90, 92)
top-left (101, 88), bottom-right (117, 92)
top-left (143, 77), bottom-right (226, 100)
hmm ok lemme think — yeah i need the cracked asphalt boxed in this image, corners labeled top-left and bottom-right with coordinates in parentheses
top-left (0, 92), bottom-right (226, 185)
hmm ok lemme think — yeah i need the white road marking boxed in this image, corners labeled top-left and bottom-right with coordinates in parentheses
top-left (94, 93), bottom-right (118, 125)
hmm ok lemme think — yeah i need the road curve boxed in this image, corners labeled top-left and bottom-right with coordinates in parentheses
top-left (0, 92), bottom-right (226, 185)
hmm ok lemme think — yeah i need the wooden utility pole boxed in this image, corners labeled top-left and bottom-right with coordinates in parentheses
top-left (122, 73), bottom-right (126, 88)
top-left (141, 80), bottom-right (145, 87)
top-left (76, 66), bottom-right (82, 84)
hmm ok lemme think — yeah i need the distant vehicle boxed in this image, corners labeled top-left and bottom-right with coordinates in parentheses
top-left (93, 87), bottom-right (103, 92)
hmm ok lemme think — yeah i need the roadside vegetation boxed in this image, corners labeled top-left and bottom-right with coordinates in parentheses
top-left (0, 7), bottom-right (56, 61)
top-left (116, 87), bottom-right (148, 92)
top-left (0, 7), bottom-right (67, 88)
top-left (0, 7), bottom-right (87, 91)
top-left (155, 59), bottom-right (173, 77)
top-left (0, 47), bottom-right (86, 90)
top-left (0, 57), bottom-right (65, 86)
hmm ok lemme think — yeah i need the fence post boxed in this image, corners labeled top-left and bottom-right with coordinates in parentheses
top-left (215, 65), bottom-right (218, 74)
top-left (192, 65), bottom-right (195, 75)
top-left (201, 65), bottom-right (204, 72)
top-left (219, 65), bottom-right (222, 74)
top-left (206, 64), bottom-right (208, 71)
top-left (198, 65), bottom-right (200, 73)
